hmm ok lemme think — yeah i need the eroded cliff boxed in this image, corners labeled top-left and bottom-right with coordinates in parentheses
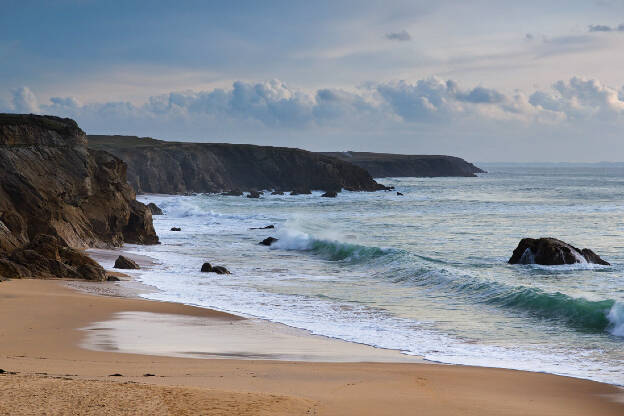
top-left (88, 135), bottom-right (387, 194)
top-left (0, 114), bottom-right (158, 280)
top-left (320, 152), bottom-right (484, 178)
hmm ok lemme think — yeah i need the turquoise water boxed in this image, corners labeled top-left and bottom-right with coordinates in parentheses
top-left (124, 164), bottom-right (623, 385)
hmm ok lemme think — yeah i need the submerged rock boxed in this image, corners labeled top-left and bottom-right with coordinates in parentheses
top-left (259, 237), bottom-right (278, 246)
top-left (508, 238), bottom-right (610, 266)
top-left (250, 225), bottom-right (275, 230)
top-left (114, 255), bottom-right (140, 270)
top-left (147, 203), bottom-right (163, 215)
top-left (321, 191), bottom-right (338, 198)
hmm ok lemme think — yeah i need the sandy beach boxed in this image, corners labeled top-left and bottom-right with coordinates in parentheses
top-left (0, 279), bottom-right (622, 415)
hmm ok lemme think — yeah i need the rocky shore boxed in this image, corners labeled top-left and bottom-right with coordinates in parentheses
top-left (0, 114), bottom-right (158, 280)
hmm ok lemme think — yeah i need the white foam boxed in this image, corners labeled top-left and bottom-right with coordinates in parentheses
top-left (608, 302), bottom-right (624, 337)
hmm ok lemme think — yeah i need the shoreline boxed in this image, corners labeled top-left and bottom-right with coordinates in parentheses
top-left (0, 278), bottom-right (623, 415)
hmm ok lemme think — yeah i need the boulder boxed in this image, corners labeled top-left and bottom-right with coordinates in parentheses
top-left (259, 237), bottom-right (278, 246)
top-left (147, 202), bottom-right (163, 215)
top-left (114, 255), bottom-right (140, 269)
top-left (107, 275), bottom-right (121, 281)
top-left (201, 262), bottom-right (230, 274)
top-left (321, 191), bottom-right (337, 198)
top-left (211, 266), bottom-right (230, 275)
top-left (170, 227), bottom-right (181, 231)
top-left (396, 192), bottom-right (404, 196)
top-left (247, 191), bottom-right (261, 198)
top-left (508, 238), bottom-right (610, 266)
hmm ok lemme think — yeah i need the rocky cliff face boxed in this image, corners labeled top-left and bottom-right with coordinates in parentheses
top-left (88, 135), bottom-right (387, 194)
top-left (320, 152), bottom-right (484, 178)
top-left (0, 114), bottom-right (158, 280)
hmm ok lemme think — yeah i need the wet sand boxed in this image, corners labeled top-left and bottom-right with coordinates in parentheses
top-left (0, 279), bottom-right (623, 415)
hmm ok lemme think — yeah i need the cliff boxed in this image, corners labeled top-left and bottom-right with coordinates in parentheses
top-left (88, 135), bottom-right (386, 194)
top-left (319, 152), bottom-right (484, 178)
top-left (0, 114), bottom-right (158, 281)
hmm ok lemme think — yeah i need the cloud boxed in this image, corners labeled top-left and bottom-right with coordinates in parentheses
top-left (12, 87), bottom-right (39, 113)
top-left (588, 23), bottom-right (624, 32)
top-left (385, 30), bottom-right (411, 41)
top-left (7, 76), bottom-right (624, 139)
top-left (588, 24), bottom-right (613, 32)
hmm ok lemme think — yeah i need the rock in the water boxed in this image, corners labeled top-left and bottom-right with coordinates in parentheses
top-left (170, 227), bottom-right (181, 231)
top-left (247, 190), bottom-right (261, 198)
top-left (508, 238), bottom-right (610, 266)
top-left (396, 192), bottom-right (404, 196)
top-left (114, 255), bottom-right (140, 269)
top-left (200, 262), bottom-right (230, 274)
top-left (271, 190), bottom-right (284, 195)
top-left (259, 237), bottom-right (278, 246)
top-left (221, 189), bottom-right (243, 196)
top-left (211, 265), bottom-right (230, 274)
top-left (147, 203), bottom-right (163, 215)
top-left (290, 189), bottom-right (312, 195)
top-left (321, 191), bottom-right (337, 198)
top-left (250, 225), bottom-right (275, 230)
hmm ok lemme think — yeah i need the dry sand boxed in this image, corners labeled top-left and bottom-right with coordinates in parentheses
top-left (0, 279), bottom-right (622, 415)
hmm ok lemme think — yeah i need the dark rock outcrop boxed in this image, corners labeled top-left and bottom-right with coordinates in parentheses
top-left (114, 255), bottom-right (140, 269)
top-left (508, 238), bottom-right (610, 266)
top-left (247, 191), bottom-right (261, 198)
top-left (260, 237), bottom-right (278, 246)
top-left (0, 114), bottom-right (158, 280)
top-left (147, 203), bottom-right (163, 215)
top-left (170, 227), bottom-right (181, 232)
top-left (88, 135), bottom-right (387, 194)
top-left (320, 152), bottom-right (484, 178)
top-left (0, 234), bottom-right (107, 280)
top-left (290, 189), bottom-right (312, 195)
top-left (201, 262), bottom-right (230, 274)
top-left (321, 191), bottom-right (337, 198)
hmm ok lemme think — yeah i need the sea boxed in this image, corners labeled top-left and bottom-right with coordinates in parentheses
top-left (119, 164), bottom-right (623, 386)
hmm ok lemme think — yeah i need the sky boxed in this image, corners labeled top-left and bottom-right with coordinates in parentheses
top-left (2, 0), bottom-right (624, 162)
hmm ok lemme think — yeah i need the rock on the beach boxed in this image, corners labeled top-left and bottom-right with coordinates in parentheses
top-left (147, 203), bottom-right (163, 215)
top-left (508, 237), bottom-right (610, 266)
top-left (259, 237), bottom-right (278, 246)
top-left (170, 227), bottom-right (181, 232)
top-left (200, 262), bottom-right (230, 274)
top-left (114, 255), bottom-right (140, 270)
top-left (321, 191), bottom-right (337, 198)
top-left (107, 275), bottom-right (121, 281)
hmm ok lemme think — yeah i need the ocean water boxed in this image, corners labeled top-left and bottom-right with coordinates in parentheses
top-left (124, 164), bottom-right (623, 385)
